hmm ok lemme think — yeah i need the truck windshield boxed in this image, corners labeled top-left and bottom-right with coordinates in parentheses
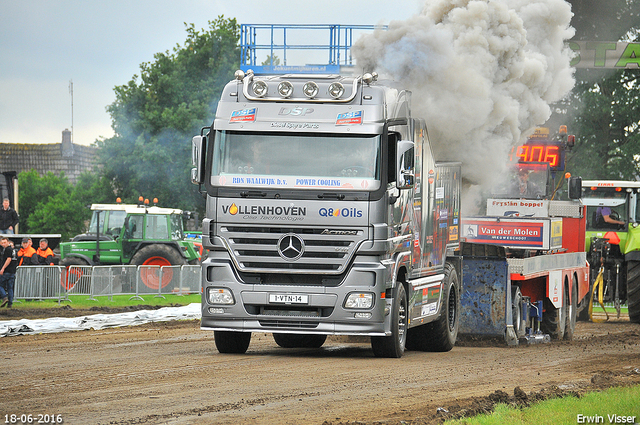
top-left (211, 131), bottom-right (381, 190)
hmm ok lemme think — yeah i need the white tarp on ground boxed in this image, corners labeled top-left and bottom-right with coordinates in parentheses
top-left (0, 303), bottom-right (202, 337)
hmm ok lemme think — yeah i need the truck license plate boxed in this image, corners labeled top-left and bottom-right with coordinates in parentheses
top-left (269, 294), bottom-right (309, 304)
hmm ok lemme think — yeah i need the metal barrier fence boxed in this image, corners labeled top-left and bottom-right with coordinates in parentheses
top-left (13, 265), bottom-right (202, 302)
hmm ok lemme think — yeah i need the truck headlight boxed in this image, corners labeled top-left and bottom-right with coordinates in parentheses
top-left (344, 292), bottom-right (374, 309)
top-left (208, 288), bottom-right (235, 305)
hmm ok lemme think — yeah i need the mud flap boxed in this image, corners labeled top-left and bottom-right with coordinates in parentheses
top-left (459, 257), bottom-right (518, 346)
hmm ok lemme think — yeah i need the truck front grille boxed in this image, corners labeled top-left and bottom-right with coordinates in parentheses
top-left (217, 224), bottom-right (366, 274)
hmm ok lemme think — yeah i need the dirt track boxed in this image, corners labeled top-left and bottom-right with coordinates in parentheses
top-left (1, 310), bottom-right (639, 425)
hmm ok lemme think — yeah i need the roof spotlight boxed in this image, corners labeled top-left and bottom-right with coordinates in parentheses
top-left (278, 81), bottom-right (293, 98)
top-left (252, 80), bottom-right (268, 97)
top-left (328, 82), bottom-right (345, 99)
top-left (302, 81), bottom-right (319, 98)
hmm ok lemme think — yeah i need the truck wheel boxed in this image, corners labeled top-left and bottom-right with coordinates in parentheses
top-left (131, 244), bottom-right (186, 289)
top-left (626, 260), bottom-right (640, 323)
top-left (564, 277), bottom-right (577, 340)
top-left (214, 331), bottom-right (251, 354)
top-left (371, 283), bottom-right (407, 358)
top-left (405, 263), bottom-right (459, 352)
top-left (542, 297), bottom-right (566, 340)
top-left (273, 333), bottom-right (327, 349)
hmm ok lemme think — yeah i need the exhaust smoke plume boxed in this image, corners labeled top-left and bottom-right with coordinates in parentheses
top-left (353, 0), bottom-right (575, 212)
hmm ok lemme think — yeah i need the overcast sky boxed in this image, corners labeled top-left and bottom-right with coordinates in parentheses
top-left (0, 0), bottom-right (424, 146)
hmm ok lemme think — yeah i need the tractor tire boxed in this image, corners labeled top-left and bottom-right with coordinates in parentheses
top-left (564, 276), bottom-right (577, 340)
top-left (273, 333), bottom-right (327, 349)
top-left (626, 260), bottom-right (640, 323)
top-left (214, 331), bottom-right (251, 354)
top-left (541, 296), bottom-right (566, 340)
top-left (60, 257), bottom-right (88, 291)
top-left (131, 244), bottom-right (186, 290)
top-left (60, 257), bottom-right (89, 267)
top-left (371, 282), bottom-right (408, 358)
top-left (406, 263), bottom-right (460, 352)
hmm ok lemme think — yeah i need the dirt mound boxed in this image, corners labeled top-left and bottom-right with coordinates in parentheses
top-left (322, 369), bottom-right (640, 425)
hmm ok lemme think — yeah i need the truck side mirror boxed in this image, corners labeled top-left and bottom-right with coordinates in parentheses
top-left (191, 135), bottom-right (207, 185)
top-left (568, 176), bottom-right (582, 200)
top-left (396, 140), bottom-right (415, 189)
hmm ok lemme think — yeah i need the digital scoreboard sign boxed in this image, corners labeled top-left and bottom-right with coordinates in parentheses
top-left (510, 142), bottom-right (565, 171)
top-left (509, 127), bottom-right (571, 172)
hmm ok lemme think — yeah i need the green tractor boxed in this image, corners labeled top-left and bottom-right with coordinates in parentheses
top-left (582, 180), bottom-right (640, 322)
top-left (59, 200), bottom-right (202, 289)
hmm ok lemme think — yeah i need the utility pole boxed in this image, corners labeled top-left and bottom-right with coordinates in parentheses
top-left (69, 79), bottom-right (74, 143)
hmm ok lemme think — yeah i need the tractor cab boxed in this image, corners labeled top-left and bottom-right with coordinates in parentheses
top-left (581, 181), bottom-right (640, 250)
top-left (60, 201), bottom-right (200, 267)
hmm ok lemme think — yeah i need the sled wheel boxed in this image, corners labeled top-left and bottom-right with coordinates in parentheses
top-left (564, 276), bottom-right (577, 340)
top-left (542, 296), bottom-right (566, 340)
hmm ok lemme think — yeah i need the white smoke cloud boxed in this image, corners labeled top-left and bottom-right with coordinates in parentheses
top-left (352, 0), bottom-right (575, 212)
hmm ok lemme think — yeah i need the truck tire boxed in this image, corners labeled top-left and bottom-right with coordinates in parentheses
top-left (541, 297), bottom-right (566, 340)
top-left (273, 333), bottom-right (327, 349)
top-left (131, 244), bottom-right (186, 289)
top-left (371, 283), bottom-right (407, 358)
top-left (405, 263), bottom-right (459, 352)
top-left (626, 260), bottom-right (640, 323)
top-left (425, 264), bottom-right (459, 351)
top-left (214, 331), bottom-right (251, 354)
top-left (564, 276), bottom-right (577, 340)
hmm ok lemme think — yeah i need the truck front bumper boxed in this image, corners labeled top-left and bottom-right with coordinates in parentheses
top-left (200, 257), bottom-right (391, 336)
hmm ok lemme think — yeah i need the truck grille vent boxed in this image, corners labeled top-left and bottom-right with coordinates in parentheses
top-left (258, 319), bottom-right (320, 329)
top-left (217, 224), bottom-right (366, 274)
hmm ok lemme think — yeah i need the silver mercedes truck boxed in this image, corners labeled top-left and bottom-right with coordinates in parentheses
top-left (191, 70), bottom-right (461, 357)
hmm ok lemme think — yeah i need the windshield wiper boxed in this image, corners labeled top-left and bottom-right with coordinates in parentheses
top-left (240, 190), bottom-right (267, 198)
top-left (317, 193), bottom-right (345, 200)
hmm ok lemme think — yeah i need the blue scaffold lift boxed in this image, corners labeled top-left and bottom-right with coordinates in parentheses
top-left (240, 24), bottom-right (387, 74)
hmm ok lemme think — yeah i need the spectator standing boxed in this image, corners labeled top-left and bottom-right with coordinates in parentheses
top-left (0, 198), bottom-right (19, 234)
top-left (36, 238), bottom-right (56, 265)
top-left (0, 236), bottom-right (18, 308)
top-left (17, 237), bottom-right (38, 266)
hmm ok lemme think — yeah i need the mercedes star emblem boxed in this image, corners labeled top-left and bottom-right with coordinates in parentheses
top-left (277, 233), bottom-right (305, 261)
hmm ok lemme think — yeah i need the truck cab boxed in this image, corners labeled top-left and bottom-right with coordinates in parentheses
top-left (192, 71), bottom-right (462, 357)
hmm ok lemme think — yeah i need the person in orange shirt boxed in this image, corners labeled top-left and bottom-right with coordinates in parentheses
top-left (36, 238), bottom-right (56, 265)
top-left (17, 237), bottom-right (38, 266)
